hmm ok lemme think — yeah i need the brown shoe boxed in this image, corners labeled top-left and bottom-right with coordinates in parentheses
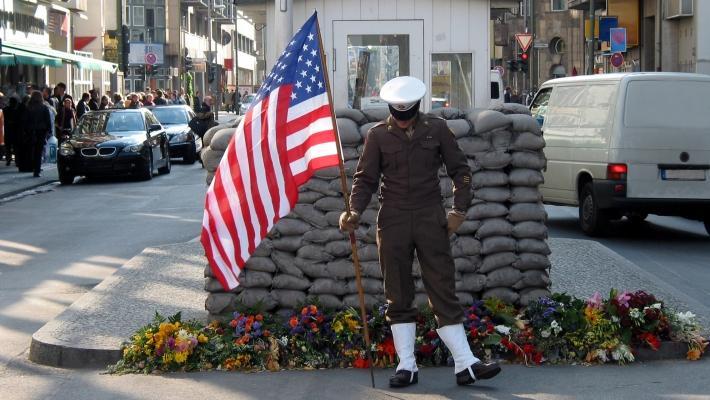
top-left (455, 362), bottom-right (501, 385)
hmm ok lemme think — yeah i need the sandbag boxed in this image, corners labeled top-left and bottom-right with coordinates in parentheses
top-left (309, 278), bottom-right (348, 295)
top-left (509, 114), bottom-right (542, 135)
top-left (342, 146), bottom-right (361, 161)
top-left (314, 294), bottom-right (344, 310)
top-left (326, 259), bottom-right (356, 279)
top-left (459, 136), bottom-right (491, 154)
top-left (467, 202), bottom-right (508, 220)
top-left (343, 293), bottom-right (380, 309)
top-left (297, 190), bottom-right (325, 204)
top-left (430, 107), bottom-right (465, 120)
top-left (293, 204), bottom-right (328, 227)
top-left (302, 178), bottom-right (339, 196)
top-left (508, 203), bottom-right (547, 222)
top-left (201, 148), bottom-right (225, 171)
top-left (491, 102), bottom-right (532, 116)
top-left (517, 239), bottom-right (551, 255)
top-left (362, 107), bottom-right (390, 122)
top-left (474, 151), bottom-right (512, 170)
top-left (514, 253), bottom-right (552, 270)
top-left (271, 236), bottom-right (303, 252)
top-left (357, 245), bottom-right (379, 262)
top-left (303, 228), bottom-right (344, 244)
top-left (204, 277), bottom-right (234, 293)
top-left (511, 151), bottom-right (547, 170)
top-left (468, 109), bottom-right (512, 133)
top-left (481, 236), bottom-right (517, 255)
top-left (272, 290), bottom-right (307, 309)
top-left (457, 273), bottom-right (486, 292)
top-left (206, 293), bottom-right (239, 314)
top-left (336, 118), bottom-right (363, 145)
top-left (315, 196), bottom-right (345, 212)
top-left (346, 278), bottom-right (383, 295)
top-left (205, 171), bottom-right (215, 185)
top-left (344, 159), bottom-right (359, 176)
top-left (446, 119), bottom-right (472, 138)
top-left (360, 261), bottom-right (383, 279)
top-left (210, 128), bottom-right (236, 151)
top-left (244, 256), bottom-right (277, 273)
top-left (473, 187), bottom-right (510, 203)
top-left (485, 267), bottom-right (522, 289)
top-left (482, 287), bottom-right (520, 304)
top-left (457, 220), bottom-right (482, 235)
top-left (510, 132), bottom-right (546, 151)
top-left (235, 289), bottom-right (277, 310)
top-left (360, 122), bottom-right (381, 141)
top-left (202, 125), bottom-right (220, 148)
top-left (360, 209), bottom-right (377, 225)
top-left (204, 264), bottom-right (215, 278)
top-left (252, 239), bottom-right (273, 257)
top-left (476, 218), bottom-right (514, 239)
top-left (471, 171), bottom-right (508, 189)
top-left (489, 129), bottom-right (513, 150)
top-left (467, 158), bottom-right (482, 174)
top-left (274, 218), bottom-right (313, 236)
top-left (325, 211), bottom-right (342, 227)
top-left (510, 187), bottom-right (543, 203)
top-left (334, 108), bottom-right (369, 125)
top-left (271, 251), bottom-right (305, 278)
top-left (513, 270), bottom-right (551, 290)
top-left (519, 288), bottom-right (552, 306)
top-left (293, 258), bottom-right (331, 279)
top-left (239, 270), bottom-right (273, 288)
top-left (453, 236), bottom-right (482, 257)
top-left (480, 252), bottom-right (518, 273)
top-left (512, 221), bottom-right (549, 239)
top-left (314, 166), bottom-right (341, 180)
top-left (509, 169), bottom-right (545, 187)
top-left (456, 292), bottom-right (475, 305)
top-left (272, 274), bottom-right (311, 291)
top-left (297, 244), bottom-right (334, 262)
top-left (455, 257), bottom-right (480, 273)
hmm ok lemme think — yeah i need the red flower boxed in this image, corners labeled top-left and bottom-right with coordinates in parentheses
top-left (289, 317), bottom-right (298, 328)
top-left (470, 328), bottom-right (479, 339)
top-left (425, 330), bottom-right (438, 340)
top-left (229, 319), bottom-right (238, 328)
top-left (523, 344), bottom-right (536, 355)
top-left (381, 337), bottom-right (396, 357)
top-left (639, 333), bottom-right (661, 351)
top-left (353, 357), bottom-right (370, 369)
top-left (419, 344), bottom-right (435, 356)
top-left (532, 352), bottom-right (543, 364)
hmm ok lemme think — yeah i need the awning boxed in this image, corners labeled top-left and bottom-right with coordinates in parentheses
top-left (0, 46), bottom-right (64, 68)
top-left (2, 42), bottom-right (117, 73)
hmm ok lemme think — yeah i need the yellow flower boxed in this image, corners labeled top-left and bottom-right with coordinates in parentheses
top-left (198, 334), bottom-right (208, 344)
top-left (333, 321), bottom-right (343, 334)
top-left (174, 351), bottom-right (189, 364)
top-left (687, 348), bottom-right (702, 361)
top-left (584, 306), bottom-right (601, 326)
top-left (162, 353), bottom-right (174, 364)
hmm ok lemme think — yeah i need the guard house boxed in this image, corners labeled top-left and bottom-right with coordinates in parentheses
top-left (238, 0), bottom-right (491, 111)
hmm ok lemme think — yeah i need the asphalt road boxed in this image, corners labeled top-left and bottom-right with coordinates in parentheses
top-left (546, 205), bottom-right (710, 321)
top-left (0, 162), bottom-right (207, 383)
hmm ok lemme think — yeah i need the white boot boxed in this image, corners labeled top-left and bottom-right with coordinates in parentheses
top-left (436, 323), bottom-right (480, 374)
top-left (391, 323), bottom-right (418, 372)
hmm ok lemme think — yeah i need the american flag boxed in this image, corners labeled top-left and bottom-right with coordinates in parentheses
top-left (202, 12), bottom-right (340, 290)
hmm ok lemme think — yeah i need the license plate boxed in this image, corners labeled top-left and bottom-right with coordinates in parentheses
top-left (661, 169), bottom-right (706, 181)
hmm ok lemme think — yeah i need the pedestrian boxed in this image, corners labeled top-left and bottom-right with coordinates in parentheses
top-left (201, 96), bottom-right (213, 113)
top-left (88, 89), bottom-right (100, 111)
top-left (154, 89), bottom-right (168, 106)
top-left (144, 94), bottom-right (156, 107)
top-left (188, 96), bottom-right (216, 139)
top-left (339, 76), bottom-right (501, 388)
top-left (3, 96), bottom-right (21, 166)
top-left (0, 92), bottom-right (4, 162)
top-left (127, 93), bottom-right (142, 109)
top-left (55, 97), bottom-right (77, 140)
top-left (53, 82), bottom-right (69, 113)
top-left (192, 91), bottom-right (202, 112)
top-left (22, 91), bottom-right (52, 177)
top-left (225, 90), bottom-right (233, 114)
top-left (99, 95), bottom-right (111, 110)
top-left (76, 93), bottom-right (91, 119)
top-left (112, 93), bottom-right (125, 109)
top-left (232, 90), bottom-right (239, 114)
top-left (42, 90), bottom-right (57, 142)
top-left (504, 86), bottom-right (512, 103)
top-left (43, 87), bottom-right (58, 110)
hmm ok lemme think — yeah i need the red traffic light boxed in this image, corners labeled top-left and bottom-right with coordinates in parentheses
top-left (521, 52), bottom-right (529, 61)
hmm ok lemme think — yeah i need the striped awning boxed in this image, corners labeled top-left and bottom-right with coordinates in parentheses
top-left (0, 46), bottom-right (63, 68)
top-left (2, 42), bottom-right (117, 72)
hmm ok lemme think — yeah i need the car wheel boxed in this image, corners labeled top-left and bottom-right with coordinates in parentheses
top-left (59, 170), bottom-right (74, 185)
top-left (140, 153), bottom-right (154, 181)
top-left (159, 152), bottom-right (171, 174)
top-left (183, 143), bottom-right (196, 164)
top-left (579, 182), bottom-right (610, 236)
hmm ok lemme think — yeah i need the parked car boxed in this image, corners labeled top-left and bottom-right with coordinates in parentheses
top-left (57, 109), bottom-right (171, 184)
top-left (239, 94), bottom-right (257, 115)
top-left (490, 69), bottom-right (504, 107)
top-left (147, 105), bottom-right (201, 164)
top-left (530, 72), bottom-right (710, 236)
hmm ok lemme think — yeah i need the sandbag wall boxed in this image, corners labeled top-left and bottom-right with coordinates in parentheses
top-left (201, 104), bottom-right (551, 318)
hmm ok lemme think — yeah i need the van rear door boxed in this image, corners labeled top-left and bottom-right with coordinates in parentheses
top-left (617, 78), bottom-right (710, 199)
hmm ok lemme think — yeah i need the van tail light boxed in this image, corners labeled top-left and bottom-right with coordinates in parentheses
top-left (607, 163), bottom-right (628, 181)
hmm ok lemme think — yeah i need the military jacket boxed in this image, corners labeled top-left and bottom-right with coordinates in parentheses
top-left (350, 113), bottom-right (472, 214)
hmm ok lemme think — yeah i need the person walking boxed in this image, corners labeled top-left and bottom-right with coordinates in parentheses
top-left (55, 97), bottom-right (77, 140)
top-left (99, 95), bottom-right (111, 110)
top-left (76, 93), bottom-right (91, 120)
top-left (22, 91), bottom-right (52, 177)
top-left (3, 97), bottom-right (22, 166)
top-left (0, 93), bottom-right (5, 162)
top-left (53, 82), bottom-right (69, 113)
top-left (88, 89), bottom-right (100, 111)
top-left (504, 86), bottom-right (512, 103)
top-left (153, 89), bottom-right (168, 106)
top-left (339, 76), bottom-right (501, 388)
top-left (112, 93), bottom-right (125, 109)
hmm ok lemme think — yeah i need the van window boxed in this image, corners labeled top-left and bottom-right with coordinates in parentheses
top-left (530, 88), bottom-right (552, 119)
top-left (580, 84), bottom-right (617, 128)
top-left (545, 85), bottom-right (584, 128)
top-left (491, 82), bottom-right (500, 100)
top-left (624, 80), bottom-right (710, 129)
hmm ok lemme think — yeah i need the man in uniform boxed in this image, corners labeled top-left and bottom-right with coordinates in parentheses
top-left (339, 76), bottom-right (501, 388)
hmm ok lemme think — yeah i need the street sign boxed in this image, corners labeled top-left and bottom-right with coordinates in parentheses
top-left (533, 41), bottom-right (548, 49)
top-left (145, 52), bottom-right (157, 65)
top-left (494, 65), bottom-right (505, 78)
top-left (610, 52), bottom-right (624, 68)
top-left (610, 27), bottom-right (627, 53)
top-left (515, 33), bottom-right (534, 52)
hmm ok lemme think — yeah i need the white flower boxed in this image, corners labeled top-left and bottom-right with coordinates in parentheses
top-left (495, 325), bottom-right (511, 335)
top-left (676, 311), bottom-right (696, 325)
top-left (595, 349), bottom-right (608, 363)
top-left (550, 320), bottom-right (562, 335)
top-left (541, 329), bottom-right (551, 338)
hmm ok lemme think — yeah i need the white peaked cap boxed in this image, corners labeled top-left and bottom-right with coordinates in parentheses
top-left (379, 76), bottom-right (427, 111)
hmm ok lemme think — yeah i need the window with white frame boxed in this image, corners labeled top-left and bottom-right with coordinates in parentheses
top-left (551, 0), bottom-right (567, 11)
top-left (133, 6), bottom-right (145, 26)
top-left (431, 53), bottom-right (472, 110)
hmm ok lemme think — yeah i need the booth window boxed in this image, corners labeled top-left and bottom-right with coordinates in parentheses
top-left (431, 53), bottom-right (472, 110)
top-left (346, 34), bottom-right (410, 109)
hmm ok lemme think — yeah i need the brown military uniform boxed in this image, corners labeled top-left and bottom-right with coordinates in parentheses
top-left (350, 113), bottom-right (472, 327)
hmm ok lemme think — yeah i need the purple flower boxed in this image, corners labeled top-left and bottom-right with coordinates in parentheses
top-left (167, 337), bottom-right (176, 350)
top-left (616, 291), bottom-right (631, 309)
top-left (542, 307), bottom-right (556, 318)
top-left (587, 291), bottom-right (603, 309)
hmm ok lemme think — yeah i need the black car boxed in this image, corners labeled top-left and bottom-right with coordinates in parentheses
top-left (57, 109), bottom-right (171, 184)
top-left (147, 105), bottom-right (201, 164)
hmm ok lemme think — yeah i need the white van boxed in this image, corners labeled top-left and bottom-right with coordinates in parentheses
top-left (490, 70), bottom-right (504, 107)
top-left (529, 72), bottom-right (710, 236)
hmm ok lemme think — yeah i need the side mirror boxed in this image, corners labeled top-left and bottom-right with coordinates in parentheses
top-left (149, 124), bottom-right (162, 132)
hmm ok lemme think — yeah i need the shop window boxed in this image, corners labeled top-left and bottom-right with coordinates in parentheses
top-left (431, 53), bottom-right (472, 111)
top-left (346, 34), bottom-right (409, 109)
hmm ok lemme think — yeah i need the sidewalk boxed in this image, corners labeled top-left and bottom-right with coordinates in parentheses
top-left (0, 161), bottom-right (58, 199)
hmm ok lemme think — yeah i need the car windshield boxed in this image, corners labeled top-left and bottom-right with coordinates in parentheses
top-left (77, 112), bottom-right (145, 135)
top-left (151, 108), bottom-right (189, 125)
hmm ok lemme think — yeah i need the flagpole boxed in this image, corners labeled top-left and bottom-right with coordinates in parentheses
top-left (314, 13), bottom-right (376, 389)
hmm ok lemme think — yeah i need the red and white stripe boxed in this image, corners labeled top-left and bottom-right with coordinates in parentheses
top-left (201, 86), bottom-right (340, 290)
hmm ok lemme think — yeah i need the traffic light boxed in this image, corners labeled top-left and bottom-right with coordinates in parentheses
top-left (507, 59), bottom-right (519, 72)
top-left (146, 64), bottom-right (158, 76)
top-left (120, 25), bottom-right (130, 73)
top-left (519, 51), bottom-right (529, 74)
top-left (184, 56), bottom-right (193, 72)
